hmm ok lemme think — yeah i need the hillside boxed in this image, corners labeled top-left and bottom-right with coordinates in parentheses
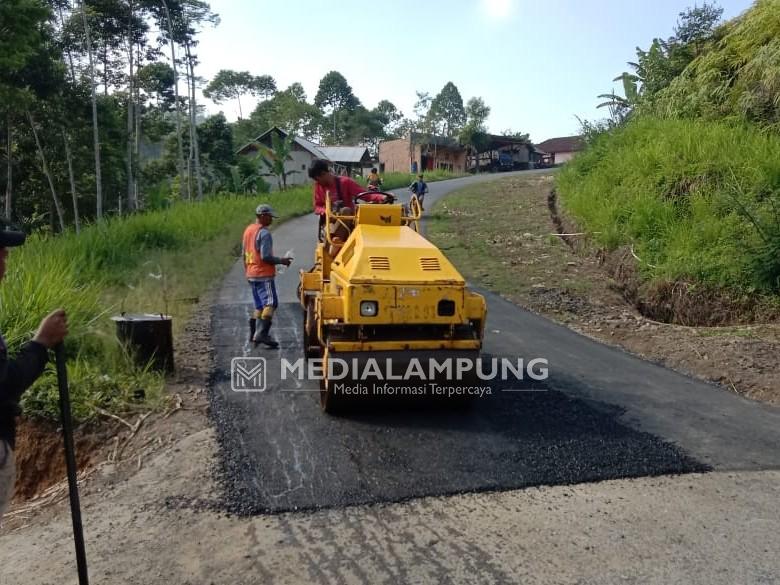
top-left (557, 0), bottom-right (780, 324)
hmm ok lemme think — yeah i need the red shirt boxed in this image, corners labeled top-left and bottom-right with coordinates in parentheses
top-left (313, 176), bottom-right (385, 215)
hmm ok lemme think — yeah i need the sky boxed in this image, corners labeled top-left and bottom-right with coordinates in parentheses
top-left (194, 0), bottom-right (753, 143)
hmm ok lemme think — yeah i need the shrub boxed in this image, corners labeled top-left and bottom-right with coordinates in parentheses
top-left (557, 117), bottom-right (780, 294)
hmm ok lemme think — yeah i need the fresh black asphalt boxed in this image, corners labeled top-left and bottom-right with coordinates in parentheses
top-left (207, 172), bottom-right (779, 515)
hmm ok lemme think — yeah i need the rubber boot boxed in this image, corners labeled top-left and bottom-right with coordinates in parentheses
top-left (254, 318), bottom-right (279, 349)
top-left (249, 318), bottom-right (257, 344)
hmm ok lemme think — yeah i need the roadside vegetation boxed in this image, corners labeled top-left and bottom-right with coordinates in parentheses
top-left (2, 165), bottom-right (460, 423)
top-left (558, 117), bottom-right (780, 297)
top-left (3, 189), bottom-right (310, 422)
top-left (559, 0), bottom-right (780, 323)
top-left (380, 169), bottom-right (465, 190)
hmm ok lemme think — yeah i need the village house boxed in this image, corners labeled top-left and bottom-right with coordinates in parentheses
top-left (534, 135), bottom-right (585, 165)
top-left (236, 127), bottom-right (373, 190)
top-left (379, 133), bottom-right (467, 174)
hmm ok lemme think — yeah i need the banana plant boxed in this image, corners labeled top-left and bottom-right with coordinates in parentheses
top-left (254, 131), bottom-right (299, 191)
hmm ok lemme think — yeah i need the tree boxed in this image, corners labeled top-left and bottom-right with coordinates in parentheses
top-left (314, 71), bottom-right (359, 143)
top-left (342, 106), bottom-right (384, 152)
top-left (597, 72), bottom-right (639, 123)
top-left (204, 69), bottom-right (272, 119)
top-left (459, 97), bottom-right (492, 172)
top-left (197, 112), bottom-right (234, 190)
top-left (0, 0), bottom-right (51, 219)
top-left (159, 0), bottom-right (186, 200)
top-left (254, 74), bottom-right (277, 100)
top-left (137, 62), bottom-right (175, 107)
top-left (373, 99), bottom-right (404, 138)
top-left (673, 2), bottom-right (724, 52)
top-left (428, 82), bottom-right (466, 138)
top-left (612, 2), bottom-right (724, 106)
top-left (78, 0), bottom-right (105, 218)
top-left (248, 82), bottom-right (323, 140)
top-left (464, 97), bottom-right (490, 131)
top-left (413, 91), bottom-right (433, 134)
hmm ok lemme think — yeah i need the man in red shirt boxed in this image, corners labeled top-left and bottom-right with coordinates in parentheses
top-left (308, 159), bottom-right (392, 224)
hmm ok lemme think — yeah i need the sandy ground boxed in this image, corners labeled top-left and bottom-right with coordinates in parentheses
top-left (1, 413), bottom-right (778, 584)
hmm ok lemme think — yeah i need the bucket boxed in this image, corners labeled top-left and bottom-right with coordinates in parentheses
top-left (112, 313), bottom-right (174, 373)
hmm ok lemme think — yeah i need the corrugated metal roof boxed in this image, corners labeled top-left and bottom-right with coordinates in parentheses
top-left (235, 126), bottom-right (371, 164)
top-left (294, 136), bottom-right (327, 159)
top-left (318, 146), bottom-right (370, 164)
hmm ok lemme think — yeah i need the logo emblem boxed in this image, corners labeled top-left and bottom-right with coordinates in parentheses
top-left (231, 357), bottom-right (267, 392)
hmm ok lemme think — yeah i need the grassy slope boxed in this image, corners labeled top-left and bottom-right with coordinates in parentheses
top-left (426, 174), bottom-right (578, 298)
top-left (556, 0), bottom-right (780, 306)
top-left (557, 117), bottom-right (780, 303)
top-left (1, 189), bottom-right (311, 421)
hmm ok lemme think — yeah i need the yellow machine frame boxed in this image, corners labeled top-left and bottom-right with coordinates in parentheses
top-left (299, 192), bottom-right (487, 411)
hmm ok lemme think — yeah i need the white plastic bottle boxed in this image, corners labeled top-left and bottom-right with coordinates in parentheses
top-left (276, 249), bottom-right (295, 275)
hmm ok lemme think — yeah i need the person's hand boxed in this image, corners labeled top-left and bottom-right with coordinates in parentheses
top-left (33, 309), bottom-right (69, 349)
top-left (282, 257), bottom-right (293, 267)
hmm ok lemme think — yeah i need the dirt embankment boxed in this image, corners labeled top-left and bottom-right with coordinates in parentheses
top-left (429, 174), bottom-right (780, 404)
top-left (3, 294), bottom-right (214, 521)
top-left (548, 188), bottom-right (778, 327)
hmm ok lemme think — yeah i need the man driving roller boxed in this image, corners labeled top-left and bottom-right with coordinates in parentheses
top-left (308, 159), bottom-right (393, 240)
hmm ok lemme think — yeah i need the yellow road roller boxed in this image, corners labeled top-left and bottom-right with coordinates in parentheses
top-left (299, 192), bottom-right (487, 412)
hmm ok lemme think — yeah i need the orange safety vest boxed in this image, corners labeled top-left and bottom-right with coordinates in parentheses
top-left (242, 223), bottom-right (275, 278)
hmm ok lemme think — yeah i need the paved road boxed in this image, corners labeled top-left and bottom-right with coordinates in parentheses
top-left (3, 172), bottom-right (779, 585)
top-left (208, 171), bottom-right (780, 515)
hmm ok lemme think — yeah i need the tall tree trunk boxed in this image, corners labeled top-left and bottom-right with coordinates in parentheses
top-left (5, 116), bottom-right (12, 220)
top-left (185, 65), bottom-right (193, 201)
top-left (57, 5), bottom-right (77, 81)
top-left (62, 129), bottom-right (81, 234)
top-left (27, 111), bottom-right (66, 233)
top-left (236, 94), bottom-right (243, 119)
top-left (103, 42), bottom-right (108, 96)
top-left (125, 0), bottom-right (136, 212)
top-left (161, 0), bottom-right (186, 201)
top-left (134, 66), bottom-right (141, 208)
top-left (79, 0), bottom-right (103, 220)
top-left (184, 38), bottom-right (203, 200)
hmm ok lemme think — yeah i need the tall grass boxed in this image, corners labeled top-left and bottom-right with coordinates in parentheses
top-left (2, 173), bottom-right (463, 421)
top-left (557, 117), bottom-right (780, 295)
top-left (371, 169), bottom-right (466, 191)
top-left (0, 189), bottom-right (311, 421)
top-left (651, 0), bottom-right (780, 132)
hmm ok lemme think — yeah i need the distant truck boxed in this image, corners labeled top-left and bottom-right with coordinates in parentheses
top-left (470, 148), bottom-right (530, 173)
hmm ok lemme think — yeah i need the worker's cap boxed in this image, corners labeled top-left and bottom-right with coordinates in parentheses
top-left (0, 219), bottom-right (26, 248)
top-left (255, 204), bottom-right (278, 217)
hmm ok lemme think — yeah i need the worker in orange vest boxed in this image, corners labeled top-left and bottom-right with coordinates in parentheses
top-left (242, 204), bottom-right (292, 348)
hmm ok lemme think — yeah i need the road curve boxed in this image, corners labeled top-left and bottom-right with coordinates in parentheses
top-left (208, 171), bottom-right (780, 515)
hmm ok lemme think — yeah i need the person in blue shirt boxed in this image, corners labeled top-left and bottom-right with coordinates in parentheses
top-left (409, 174), bottom-right (429, 211)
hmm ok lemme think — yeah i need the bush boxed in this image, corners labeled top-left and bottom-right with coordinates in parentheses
top-left (1, 189), bottom-right (312, 421)
top-left (557, 117), bottom-right (780, 294)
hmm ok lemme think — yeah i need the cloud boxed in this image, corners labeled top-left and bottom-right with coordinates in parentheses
top-left (481, 0), bottom-right (513, 20)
